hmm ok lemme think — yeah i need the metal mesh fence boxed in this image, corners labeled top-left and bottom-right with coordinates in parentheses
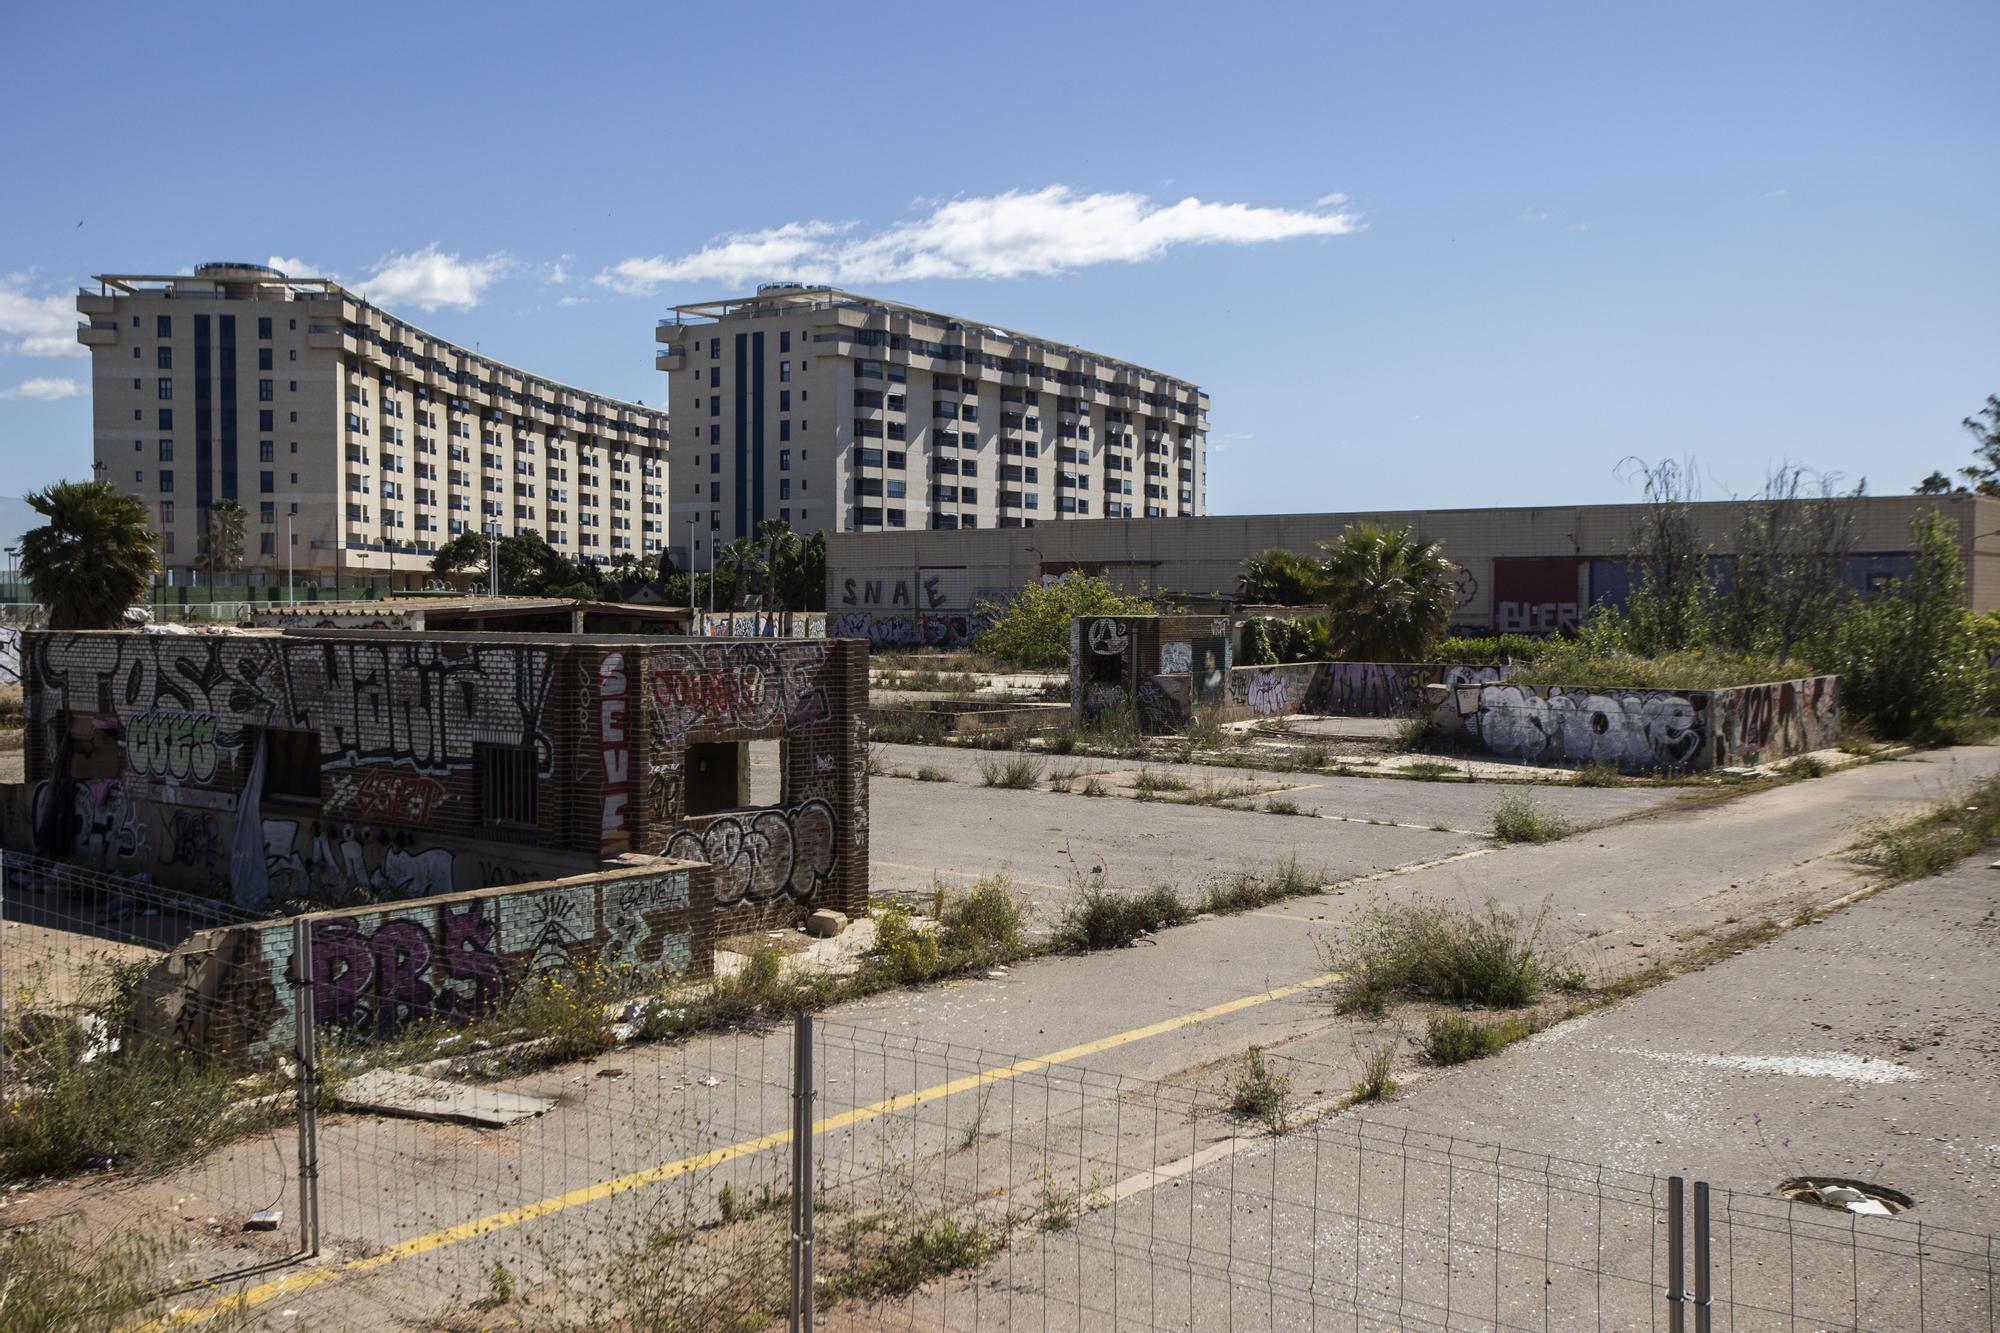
top-left (4, 882), bottom-right (1995, 1331)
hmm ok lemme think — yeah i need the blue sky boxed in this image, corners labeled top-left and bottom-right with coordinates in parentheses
top-left (1, 0), bottom-right (1994, 533)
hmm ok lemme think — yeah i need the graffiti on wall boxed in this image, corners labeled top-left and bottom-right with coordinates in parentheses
top-left (125, 710), bottom-right (222, 782)
top-left (1087, 618), bottom-right (1130, 656)
top-left (0, 625), bottom-right (21, 687)
top-left (1244, 669), bottom-right (1290, 717)
top-left (280, 640), bottom-right (556, 778)
top-left (331, 768), bottom-right (449, 823)
top-left (168, 810), bottom-right (224, 870)
top-left (1493, 557), bottom-right (1581, 636)
top-left (598, 652), bottom-right (632, 857)
top-left (664, 799), bottom-right (837, 907)
top-left (1160, 641), bottom-right (1192, 674)
top-left (837, 574), bottom-right (950, 610)
top-left (1465, 684), bottom-right (1706, 770)
top-left (209, 867), bottom-right (698, 1056)
top-left (1711, 676), bottom-right (1839, 767)
top-left (34, 777), bottom-right (147, 861)
top-left (647, 642), bottom-right (831, 741)
top-left (1192, 637), bottom-right (1228, 707)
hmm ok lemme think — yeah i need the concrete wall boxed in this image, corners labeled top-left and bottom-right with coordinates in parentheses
top-left (1446, 675), bottom-right (1839, 771)
top-left (1070, 614), bottom-right (1233, 731)
top-left (134, 858), bottom-right (713, 1063)
top-left (1143, 661), bottom-right (1512, 729)
top-left (828, 494), bottom-right (2000, 625)
top-left (19, 629), bottom-right (869, 931)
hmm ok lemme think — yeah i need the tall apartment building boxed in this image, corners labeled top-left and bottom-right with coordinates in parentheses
top-left (78, 263), bottom-right (670, 587)
top-left (654, 286), bottom-right (1207, 561)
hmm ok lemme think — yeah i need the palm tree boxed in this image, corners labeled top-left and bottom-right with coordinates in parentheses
top-left (1317, 524), bottom-right (1456, 662)
top-left (1237, 547), bottom-right (1324, 605)
top-left (20, 480), bottom-right (160, 629)
top-left (197, 498), bottom-right (247, 582)
top-left (757, 518), bottom-right (800, 613)
top-left (721, 537), bottom-right (765, 611)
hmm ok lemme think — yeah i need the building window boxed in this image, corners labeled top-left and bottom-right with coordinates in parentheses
top-left (158, 440), bottom-right (173, 461)
top-left (779, 419), bottom-right (791, 442)
top-left (779, 360), bottom-right (791, 383)
top-left (259, 440), bottom-right (274, 462)
top-left (259, 409), bottom-right (274, 431)
top-left (709, 453), bottom-right (720, 474)
top-left (261, 729), bottom-right (321, 802)
top-left (258, 348), bottom-right (273, 371)
top-left (478, 743), bottom-right (538, 825)
top-left (260, 471), bottom-right (274, 493)
top-left (260, 532), bottom-right (275, 555)
top-left (710, 482), bottom-right (721, 502)
top-left (779, 331), bottom-right (790, 353)
top-left (157, 345), bottom-right (171, 369)
top-left (257, 316), bottom-right (273, 339)
top-left (708, 365), bottom-right (720, 388)
top-left (156, 315), bottom-right (171, 338)
top-left (157, 378), bottom-right (172, 400)
top-left (779, 390), bottom-right (790, 412)
top-left (259, 379), bottom-right (274, 401)
top-left (780, 478), bottom-right (791, 499)
top-left (159, 470), bottom-right (174, 493)
top-left (779, 449), bottom-right (790, 471)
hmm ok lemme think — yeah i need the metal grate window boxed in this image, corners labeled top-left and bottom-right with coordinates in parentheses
top-left (477, 744), bottom-right (536, 826)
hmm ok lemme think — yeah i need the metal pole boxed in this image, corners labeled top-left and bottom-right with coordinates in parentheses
top-left (789, 1011), bottom-right (816, 1331)
top-left (286, 508), bottom-right (296, 607)
top-left (1, 848), bottom-right (8, 1097)
top-left (707, 529), bottom-right (717, 621)
top-left (291, 916), bottom-right (322, 1258)
top-left (1693, 1181), bottom-right (1711, 1333)
top-left (1668, 1175), bottom-right (1686, 1333)
top-left (487, 525), bottom-right (499, 598)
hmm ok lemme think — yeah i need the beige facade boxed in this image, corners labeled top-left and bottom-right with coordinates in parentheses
top-left (79, 263), bottom-right (669, 588)
top-left (654, 285), bottom-right (1207, 564)
top-left (824, 494), bottom-right (2000, 635)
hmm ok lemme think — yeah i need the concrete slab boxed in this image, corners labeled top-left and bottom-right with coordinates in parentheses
top-left (336, 1069), bottom-right (555, 1127)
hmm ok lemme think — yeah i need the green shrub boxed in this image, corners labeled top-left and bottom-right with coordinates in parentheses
top-left (1423, 1013), bottom-right (1497, 1064)
top-left (1055, 884), bottom-right (1189, 950)
top-left (936, 876), bottom-right (1030, 966)
top-left (1228, 1046), bottom-right (1293, 1133)
top-left (1828, 511), bottom-right (1985, 741)
top-left (822, 1212), bottom-right (1003, 1301)
top-left (1430, 634), bottom-right (1544, 666)
top-left (0, 1224), bottom-right (228, 1329)
top-left (1507, 643), bottom-right (1798, 690)
top-left (1328, 897), bottom-right (1578, 1015)
top-left (1491, 790), bottom-right (1571, 843)
top-left (1352, 1041), bottom-right (1398, 1102)
top-left (974, 574), bottom-right (1159, 668)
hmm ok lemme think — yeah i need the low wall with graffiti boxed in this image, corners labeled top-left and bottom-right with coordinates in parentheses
top-left (698, 612), bottom-right (828, 639)
top-left (1103, 652), bottom-right (1512, 732)
top-left (133, 857), bottom-right (714, 1064)
top-left (1443, 675), bottom-right (1839, 772)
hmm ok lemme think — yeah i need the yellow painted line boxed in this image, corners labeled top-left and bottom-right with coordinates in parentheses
top-left (157, 969), bottom-right (1341, 1325)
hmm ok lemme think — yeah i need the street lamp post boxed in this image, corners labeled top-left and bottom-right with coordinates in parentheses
top-left (485, 522), bottom-right (500, 598)
top-left (707, 528), bottom-right (718, 621)
top-left (286, 505), bottom-right (298, 607)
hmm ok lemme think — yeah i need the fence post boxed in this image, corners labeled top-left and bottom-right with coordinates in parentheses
top-left (291, 916), bottom-right (322, 1258)
top-left (0, 848), bottom-right (7, 1097)
top-left (789, 1011), bottom-right (816, 1333)
top-left (1693, 1181), bottom-right (1712, 1333)
top-left (1668, 1175), bottom-right (1686, 1333)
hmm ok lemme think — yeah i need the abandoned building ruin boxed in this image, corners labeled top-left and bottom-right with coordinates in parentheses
top-left (8, 628), bottom-right (869, 1056)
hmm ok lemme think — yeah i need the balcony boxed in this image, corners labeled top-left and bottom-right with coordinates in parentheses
top-left (76, 321), bottom-right (118, 347)
top-left (76, 292), bottom-right (116, 317)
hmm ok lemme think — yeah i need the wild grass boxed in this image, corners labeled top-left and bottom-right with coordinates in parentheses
top-left (1852, 774), bottom-right (2000, 885)
top-left (868, 710), bottom-right (952, 747)
top-left (1081, 776), bottom-right (1111, 798)
top-left (1780, 754), bottom-right (1829, 779)
top-left (1398, 760), bottom-right (1466, 783)
top-left (0, 1224), bottom-right (265, 1330)
top-left (1228, 1046), bottom-right (1293, 1133)
top-left (915, 764), bottom-right (951, 782)
top-left (979, 754), bottom-right (1044, 789)
top-left (1197, 854), bottom-right (1321, 914)
top-left (1351, 1041), bottom-right (1399, 1103)
top-left (819, 1212), bottom-right (1003, 1302)
top-left (1180, 778), bottom-right (1260, 807)
top-left (1421, 1012), bottom-right (1536, 1065)
top-left (1326, 897), bottom-right (1582, 1016)
top-left (1507, 645), bottom-right (1799, 690)
top-left (1054, 883), bottom-right (1191, 950)
top-left (1392, 714), bottom-right (1435, 752)
top-left (1131, 768), bottom-right (1189, 800)
top-left (1263, 796), bottom-right (1309, 816)
top-left (1046, 764), bottom-right (1083, 793)
top-left (1491, 790), bottom-right (1572, 843)
top-left (1570, 762), bottom-right (1627, 787)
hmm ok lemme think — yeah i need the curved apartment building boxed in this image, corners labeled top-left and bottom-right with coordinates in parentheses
top-left (79, 263), bottom-right (669, 589)
top-left (655, 285), bottom-right (1207, 562)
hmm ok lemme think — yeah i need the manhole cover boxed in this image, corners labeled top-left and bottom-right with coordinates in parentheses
top-left (1779, 1177), bottom-right (1913, 1216)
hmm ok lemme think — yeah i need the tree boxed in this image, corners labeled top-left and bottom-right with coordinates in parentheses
top-left (1954, 395), bottom-right (2000, 496)
top-left (1236, 548), bottom-right (1323, 606)
top-left (20, 480), bottom-right (159, 629)
top-left (1831, 507), bottom-right (1984, 740)
top-left (1913, 470), bottom-right (1962, 496)
top-left (1719, 464), bottom-right (1861, 664)
top-left (429, 529), bottom-right (598, 598)
top-left (719, 538), bottom-right (765, 611)
top-left (196, 499), bottom-right (246, 581)
top-left (975, 574), bottom-right (1159, 668)
top-left (780, 529), bottom-right (828, 612)
top-left (1618, 456), bottom-right (1710, 655)
top-left (1316, 524), bottom-right (1456, 662)
top-left (758, 518), bottom-right (801, 613)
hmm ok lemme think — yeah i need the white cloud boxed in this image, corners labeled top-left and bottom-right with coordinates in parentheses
top-left (1517, 208), bottom-right (1552, 222)
top-left (355, 244), bottom-right (511, 311)
top-left (0, 276), bottom-right (86, 358)
top-left (267, 255), bottom-right (322, 277)
top-left (557, 294), bottom-right (592, 307)
top-left (544, 254), bottom-right (574, 285)
top-left (597, 187), bottom-right (1359, 294)
top-left (1, 376), bottom-right (82, 401)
